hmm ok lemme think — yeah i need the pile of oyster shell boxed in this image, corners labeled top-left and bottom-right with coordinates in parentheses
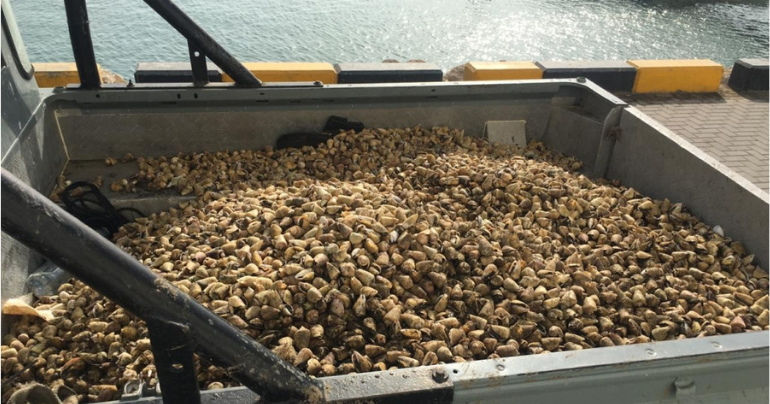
top-left (2, 126), bottom-right (767, 402)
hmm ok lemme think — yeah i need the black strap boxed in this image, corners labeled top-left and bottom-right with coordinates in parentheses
top-left (60, 181), bottom-right (143, 236)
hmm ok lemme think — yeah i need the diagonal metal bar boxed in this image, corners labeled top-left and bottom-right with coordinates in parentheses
top-left (0, 168), bottom-right (321, 403)
top-left (143, 0), bottom-right (260, 87)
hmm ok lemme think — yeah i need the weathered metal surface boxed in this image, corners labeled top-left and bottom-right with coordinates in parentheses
top-left (104, 365), bottom-right (453, 404)
top-left (49, 80), bottom-right (620, 166)
top-left (448, 332), bottom-right (768, 404)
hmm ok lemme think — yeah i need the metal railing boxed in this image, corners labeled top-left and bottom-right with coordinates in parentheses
top-left (63, 0), bottom-right (261, 88)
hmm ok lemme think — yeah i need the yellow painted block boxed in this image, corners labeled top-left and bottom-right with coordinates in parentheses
top-left (33, 62), bottom-right (103, 87)
top-left (464, 61), bottom-right (543, 81)
top-left (222, 62), bottom-right (337, 84)
top-left (627, 59), bottom-right (723, 93)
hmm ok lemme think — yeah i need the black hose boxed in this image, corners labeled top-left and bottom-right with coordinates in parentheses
top-left (60, 181), bottom-right (143, 236)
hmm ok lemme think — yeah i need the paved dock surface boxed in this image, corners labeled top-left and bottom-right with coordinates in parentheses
top-left (623, 88), bottom-right (769, 193)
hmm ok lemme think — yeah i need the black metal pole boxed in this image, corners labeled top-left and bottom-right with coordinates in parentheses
top-left (63, 0), bottom-right (101, 89)
top-left (143, 0), bottom-right (261, 87)
top-left (0, 168), bottom-right (322, 403)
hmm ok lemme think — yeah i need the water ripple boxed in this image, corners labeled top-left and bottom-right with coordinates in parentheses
top-left (9, 0), bottom-right (769, 79)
